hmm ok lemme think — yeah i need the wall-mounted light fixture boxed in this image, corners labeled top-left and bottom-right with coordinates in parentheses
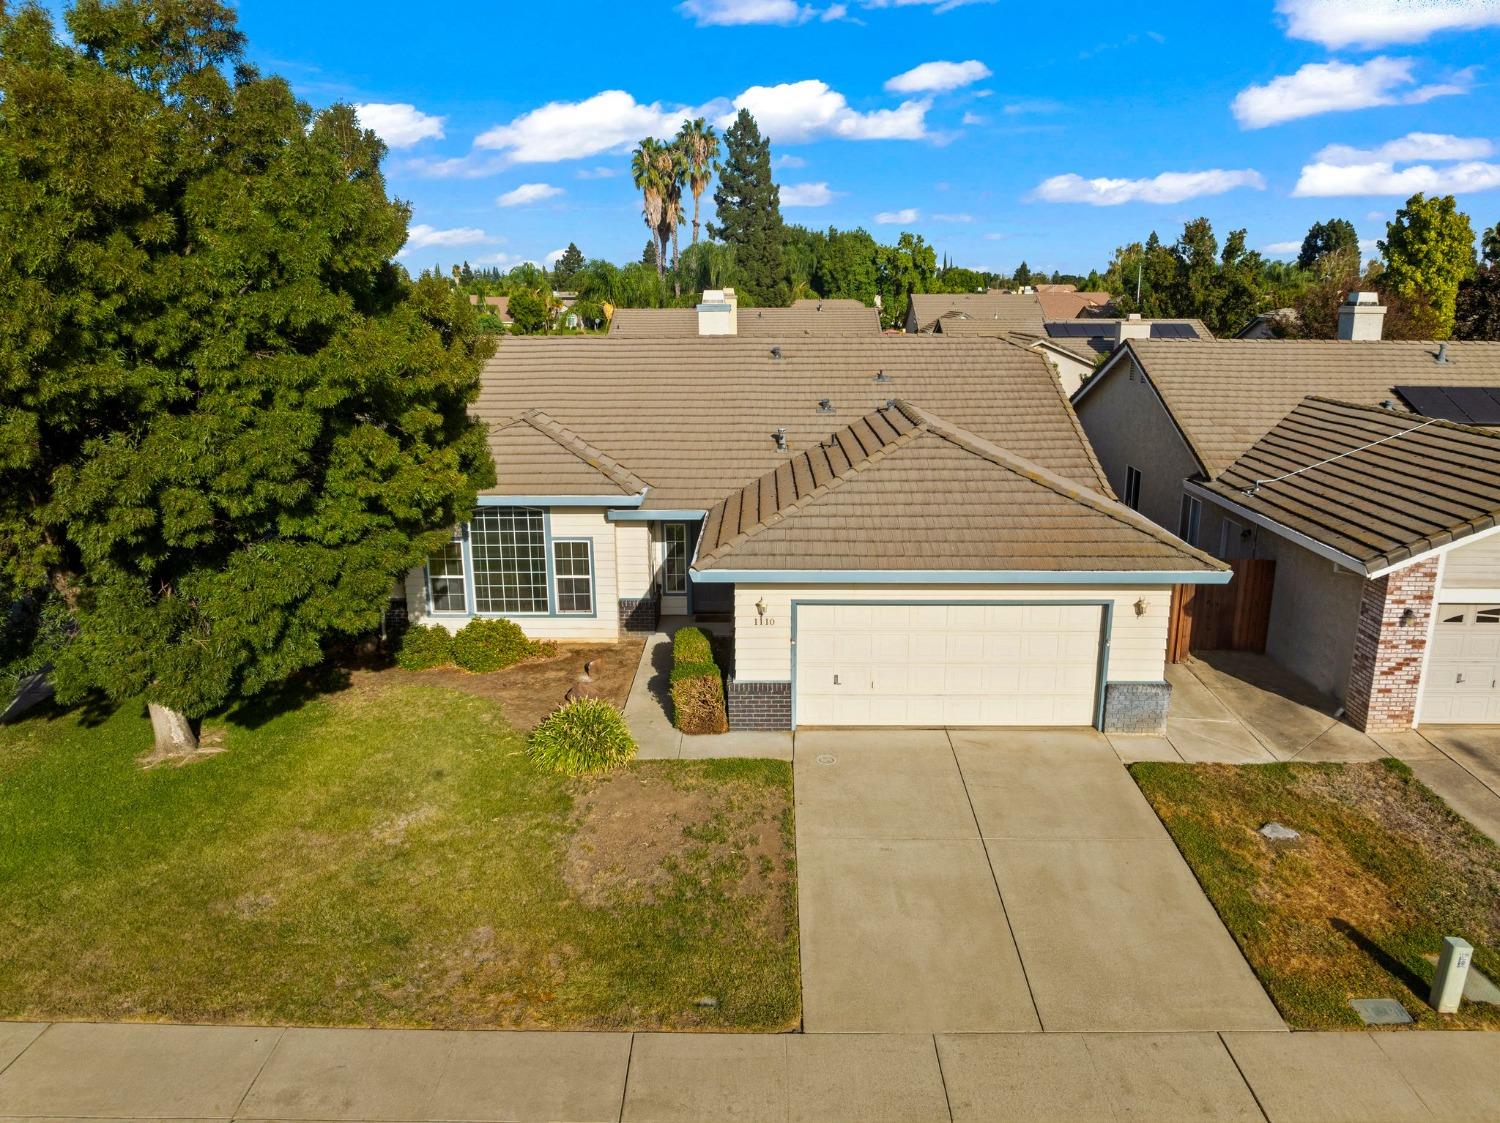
top-left (1134, 597), bottom-right (1149, 617)
top-left (1400, 607), bottom-right (1416, 626)
top-left (756, 596), bottom-right (768, 619)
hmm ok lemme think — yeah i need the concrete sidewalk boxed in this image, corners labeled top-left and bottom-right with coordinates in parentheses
top-left (3, 1020), bottom-right (1498, 1122)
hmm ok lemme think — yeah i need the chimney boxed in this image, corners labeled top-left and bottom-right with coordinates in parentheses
top-left (1113, 313), bottom-right (1152, 344)
top-left (1338, 291), bottom-right (1385, 341)
top-left (697, 287), bottom-right (738, 335)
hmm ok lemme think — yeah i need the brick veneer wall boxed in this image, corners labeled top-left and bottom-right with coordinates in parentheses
top-left (1343, 559), bottom-right (1438, 733)
top-left (618, 596), bottom-right (659, 633)
top-left (1101, 681), bottom-right (1172, 735)
top-left (726, 679), bottom-right (792, 730)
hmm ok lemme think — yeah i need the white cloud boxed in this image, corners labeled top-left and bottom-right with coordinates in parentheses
top-left (497, 182), bottom-right (564, 207)
top-left (863, 0), bottom-right (996, 12)
top-left (931, 212), bottom-right (973, 222)
top-left (1031, 168), bottom-right (1266, 206)
top-left (1294, 159), bottom-right (1500, 196)
top-left (730, 79), bottom-right (929, 142)
top-left (1276, 0), bottom-right (1500, 49)
top-left (961, 111), bottom-right (987, 126)
top-left (781, 182), bottom-right (839, 206)
top-left (775, 153), bottom-right (808, 168)
top-left (875, 207), bottom-right (919, 223)
top-left (1231, 57), bottom-right (1471, 129)
top-left (678, 0), bottom-right (849, 24)
top-left (1263, 241), bottom-right (1302, 256)
top-left (476, 90), bottom-right (711, 163)
top-left (577, 166), bottom-right (619, 179)
top-left (354, 103), bottom-right (445, 148)
top-left (545, 247), bottom-right (568, 265)
top-left (884, 59), bottom-right (991, 93)
top-left (1293, 131), bottom-right (1500, 195)
top-left (1315, 132), bottom-right (1494, 164)
top-left (402, 224), bottom-right (492, 251)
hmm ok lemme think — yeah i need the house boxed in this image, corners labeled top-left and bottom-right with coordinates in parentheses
top-left (401, 334), bottom-right (1228, 733)
top-left (610, 289), bottom-right (881, 336)
top-left (1071, 294), bottom-right (1500, 731)
top-left (1035, 286), bottom-right (1114, 320)
top-left (905, 291), bottom-right (1044, 334)
top-left (467, 294), bottom-right (513, 324)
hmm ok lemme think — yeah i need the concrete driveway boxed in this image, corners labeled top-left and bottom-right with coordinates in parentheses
top-left (793, 727), bottom-right (1284, 1034)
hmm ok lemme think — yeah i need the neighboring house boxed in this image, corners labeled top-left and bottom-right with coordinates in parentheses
top-left (402, 336), bottom-right (1227, 733)
top-left (1035, 287), bottom-right (1114, 320)
top-left (1071, 295), bottom-right (1500, 731)
top-left (610, 289), bottom-right (881, 337)
top-left (467, 294), bottom-right (513, 324)
top-left (905, 292), bottom-right (1046, 335)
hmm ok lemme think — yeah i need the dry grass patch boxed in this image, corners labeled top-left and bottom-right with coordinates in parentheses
top-left (1133, 758), bottom-right (1500, 1030)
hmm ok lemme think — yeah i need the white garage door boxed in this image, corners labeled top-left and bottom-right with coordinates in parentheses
top-left (794, 602), bottom-right (1104, 727)
top-left (1420, 604), bottom-right (1500, 724)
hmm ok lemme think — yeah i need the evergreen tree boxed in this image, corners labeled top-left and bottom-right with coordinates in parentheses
top-left (1013, 261), bottom-right (1032, 287)
top-left (1482, 221), bottom-right (1500, 267)
top-left (641, 239), bottom-right (658, 268)
top-left (1297, 218), bottom-right (1359, 270)
top-left (0, 0), bottom-right (494, 753)
top-left (1454, 264), bottom-right (1500, 340)
top-left (708, 109), bottom-right (787, 305)
top-left (553, 242), bottom-right (585, 285)
top-left (1379, 193), bottom-right (1477, 338)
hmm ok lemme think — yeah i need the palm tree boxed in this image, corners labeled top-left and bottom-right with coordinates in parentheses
top-left (631, 138), bottom-right (667, 280)
top-left (651, 141), bottom-right (689, 296)
top-left (676, 118), bottom-right (719, 248)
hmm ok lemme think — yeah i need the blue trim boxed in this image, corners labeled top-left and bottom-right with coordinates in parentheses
top-left (550, 536), bottom-right (598, 618)
top-left (480, 493), bottom-right (643, 508)
top-left (788, 598), bottom-right (1115, 731)
top-left (693, 568), bottom-right (1230, 586)
top-left (608, 508), bottom-right (707, 522)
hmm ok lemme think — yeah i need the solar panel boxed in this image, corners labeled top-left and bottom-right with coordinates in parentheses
top-left (1045, 321), bottom-right (1107, 338)
top-left (1150, 323), bottom-right (1198, 339)
top-left (1394, 385), bottom-right (1500, 425)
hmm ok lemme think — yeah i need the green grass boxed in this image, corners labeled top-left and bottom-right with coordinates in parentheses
top-left (1132, 759), bottom-right (1500, 1030)
top-left (0, 679), bottom-right (798, 1030)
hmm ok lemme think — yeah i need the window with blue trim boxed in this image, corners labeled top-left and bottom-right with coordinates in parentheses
top-left (471, 506), bottom-right (548, 614)
top-left (553, 540), bottom-right (594, 614)
top-left (663, 523), bottom-right (689, 594)
top-left (427, 528), bottom-right (467, 613)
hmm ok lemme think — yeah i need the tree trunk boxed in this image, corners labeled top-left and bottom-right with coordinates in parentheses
top-left (672, 223), bottom-right (682, 298)
top-left (691, 192), bottom-right (701, 247)
top-left (148, 702), bottom-right (198, 756)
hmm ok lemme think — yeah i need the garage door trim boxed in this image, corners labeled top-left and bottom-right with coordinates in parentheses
top-left (789, 598), bottom-right (1114, 730)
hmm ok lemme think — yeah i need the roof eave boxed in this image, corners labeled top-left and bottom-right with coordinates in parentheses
top-left (689, 566), bottom-right (1231, 585)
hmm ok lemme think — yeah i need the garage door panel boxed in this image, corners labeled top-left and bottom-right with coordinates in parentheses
top-left (1420, 604), bottom-right (1500, 724)
top-left (795, 600), bottom-right (1103, 728)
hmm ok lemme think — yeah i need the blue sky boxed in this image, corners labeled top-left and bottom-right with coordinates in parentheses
top-left (221, 0), bottom-right (1500, 275)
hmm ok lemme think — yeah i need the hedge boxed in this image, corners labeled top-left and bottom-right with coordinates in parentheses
top-left (395, 624), bottom-right (454, 670)
top-left (452, 617), bottom-right (548, 672)
top-left (670, 626), bottom-right (727, 734)
top-left (672, 626), bottom-right (714, 666)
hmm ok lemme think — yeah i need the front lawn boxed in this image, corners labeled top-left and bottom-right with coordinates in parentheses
top-left (0, 678), bottom-right (798, 1030)
top-left (1133, 759), bottom-right (1500, 1030)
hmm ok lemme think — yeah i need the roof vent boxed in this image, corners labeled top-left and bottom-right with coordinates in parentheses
top-left (816, 301), bottom-right (824, 311)
top-left (874, 369), bottom-right (890, 382)
top-left (817, 398), bottom-right (835, 414)
top-left (773, 427), bottom-right (788, 452)
top-left (1436, 342), bottom-right (1450, 364)
top-left (770, 345), bottom-right (783, 360)
top-left (1381, 399), bottom-right (1397, 410)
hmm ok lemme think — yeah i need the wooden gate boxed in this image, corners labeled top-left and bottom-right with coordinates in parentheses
top-left (1167, 558), bottom-right (1275, 662)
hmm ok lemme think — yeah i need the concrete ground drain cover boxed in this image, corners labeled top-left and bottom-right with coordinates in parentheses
top-left (815, 753), bottom-right (837, 765)
top-left (1349, 998), bottom-right (1413, 1025)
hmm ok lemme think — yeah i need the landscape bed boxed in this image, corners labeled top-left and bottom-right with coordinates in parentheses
top-left (0, 675), bottom-right (798, 1031)
top-left (1133, 758), bottom-right (1500, 1030)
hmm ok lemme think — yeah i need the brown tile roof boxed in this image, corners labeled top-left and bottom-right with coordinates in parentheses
top-left (468, 294), bottom-right (512, 321)
top-left (1037, 290), bottom-right (1113, 319)
top-left (910, 292), bottom-right (1045, 335)
top-left (695, 400), bottom-right (1224, 574)
top-left (608, 304), bottom-right (880, 336)
top-left (485, 410), bottom-right (647, 497)
top-left (1084, 339), bottom-right (1500, 479)
top-left (1200, 397), bottom-right (1500, 572)
top-left (791, 297), bottom-right (870, 309)
top-left (477, 337), bottom-right (1111, 510)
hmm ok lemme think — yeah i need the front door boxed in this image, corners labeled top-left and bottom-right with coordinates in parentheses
top-left (659, 521), bottom-right (692, 616)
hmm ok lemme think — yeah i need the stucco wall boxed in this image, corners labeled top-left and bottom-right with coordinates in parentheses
top-left (731, 582), bottom-right (1172, 683)
top-left (1042, 349), bottom-right (1096, 398)
top-left (1073, 356), bottom-right (1202, 534)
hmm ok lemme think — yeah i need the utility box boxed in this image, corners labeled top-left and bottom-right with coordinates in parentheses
top-left (1430, 936), bottom-right (1473, 1014)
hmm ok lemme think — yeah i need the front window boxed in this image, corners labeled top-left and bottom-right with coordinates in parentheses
top-left (427, 528), bottom-right (467, 613)
top-left (553, 540), bottom-right (594, 614)
top-left (663, 523), bottom-right (689, 595)
top-left (470, 506), bottom-right (549, 614)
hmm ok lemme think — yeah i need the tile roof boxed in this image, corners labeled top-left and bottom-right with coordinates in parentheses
top-left (1200, 397), bottom-right (1500, 572)
top-left (909, 292), bottom-right (1045, 334)
top-left (608, 303), bottom-right (880, 336)
top-left (477, 336), bottom-right (1111, 510)
top-left (1036, 290), bottom-right (1113, 319)
top-left (485, 410), bottom-right (647, 497)
top-left (1084, 339), bottom-right (1500, 479)
top-left (695, 400), bottom-right (1224, 574)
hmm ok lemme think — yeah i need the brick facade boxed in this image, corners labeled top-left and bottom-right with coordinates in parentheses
top-left (1343, 559), bottom-right (1438, 733)
top-left (618, 596), bottom-right (659, 633)
top-left (726, 678), bottom-right (792, 731)
top-left (1101, 680), bottom-right (1172, 735)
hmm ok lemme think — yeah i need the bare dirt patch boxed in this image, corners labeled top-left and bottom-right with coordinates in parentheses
top-left (348, 637), bottom-right (644, 730)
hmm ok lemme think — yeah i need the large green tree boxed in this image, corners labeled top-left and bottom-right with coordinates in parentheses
top-left (0, 0), bottom-right (494, 752)
top-left (1297, 218), bottom-right (1359, 270)
top-left (876, 232), bottom-right (937, 328)
top-left (1378, 193), bottom-right (1477, 338)
top-left (1454, 264), bottom-right (1500, 340)
top-left (708, 109), bottom-right (787, 306)
top-left (552, 242), bottom-right (585, 286)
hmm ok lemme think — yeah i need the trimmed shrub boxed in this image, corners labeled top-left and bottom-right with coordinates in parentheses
top-left (527, 698), bottom-right (637, 776)
top-left (671, 663), bottom-right (728, 734)
top-left (451, 618), bottom-right (542, 672)
top-left (672, 626), bottom-right (714, 666)
top-left (395, 624), bottom-right (454, 671)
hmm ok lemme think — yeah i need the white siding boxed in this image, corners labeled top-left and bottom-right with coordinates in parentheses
top-left (614, 523), bottom-right (654, 599)
top-left (1440, 532), bottom-right (1500, 592)
top-left (732, 582), bottom-right (1171, 684)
